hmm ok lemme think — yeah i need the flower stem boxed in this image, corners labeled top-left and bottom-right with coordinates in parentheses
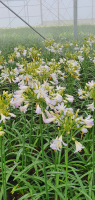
top-left (47, 124), bottom-right (54, 163)
top-left (92, 101), bottom-right (95, 186)
top-left (39, 115), bottom-right (49, 200)
top-left (55, 151), bottom-right (61, 200)
top-left (22, 112), bottom-right (26, 169)
top-left (29, 104), bottom-right (33, 147)
top-left (0, 136), bottom-right (5, 200)
top-left (0, 135), bottom-right (7, 200)
top-left (3, 135), bottom-right (7, 200)
top-left (65, 134), bottom-right (68, 200)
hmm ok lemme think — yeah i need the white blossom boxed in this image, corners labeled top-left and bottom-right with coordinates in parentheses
top-left (50, 135), bottom-right (67, 151)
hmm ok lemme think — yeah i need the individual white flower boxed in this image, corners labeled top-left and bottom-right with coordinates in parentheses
top-left (51, 73), bottom-right (58, 84)
top-left (35, 104), bottom-right (41, 114)
top-left (78, 88), bottom-right (84, 96)
top-left (50, 135), bottom-right (67, 151)
top-left (8, 60), bottom-right (14, 64)
top-left (23, 74), bottom-right (32, 82)
top-left (41, 112), bottom-right (56, 124)
top-left (45, 97), bottom-right (56, 106)
top-left (53, 94), bottom-right (62, 102)
top-left (78, 56), bottom-right (84, 62)
top-left (55, 102), bottom-right (66, 113)
top-left (16, 63), bottom-right (23, 68)
top-left (19, 104), bottom-right (28, 113)
top-left (37, 65), bottom-right (49, 74)
top-left (14, 47), bottom-right (18, 52)
top-left (34, 87), bottom-right (48, 99)
top-left (80, 127), bottom-right (88, 133)
top-left (75, 116), bottom-right (83, 126)
top-left (65, 108), bottom-right (73, 115)
top-left (19, 85), bottom-right (28, 90)
top-left (10, 97), bottom-right (25, 108)
top-left (73, 139), bottom-right (85, 153)
top-left (14, 90), bottom-right (24, 96)
top-left (65, 94), bottom-right (74, 102)
top-left (86, 80), bottom-right (95, 89)
top-left (85, 91), bottom-right (90, 98)
top-left (83, 115), bottom-right (94, 128)
top-left (23, 50), bottom-right (27, 56)
top-left (70, 43), bottom-right (73, 46)
top-left (59, 58), bottom-right (64, 64)
top-left (0, 114), bottom-right (10, 123)
top-left (0, 65), bottom-right (3, 69)
top-left (57, 70), bottom-right (65, 75)
top-left (93, 57), bottom-right (95, 63)
top-left (9, 113), bottom-right (16, 118)
top-left (60, 77), bottom-right (65, 81)
top-left (45, 110), bottom-right (54, 118)
top-left (55, 85), bottom-right (66, 92)
top-left (16, 52), bottom-right (21, 58)
top-left (86, 103), bottom-right (95, 111)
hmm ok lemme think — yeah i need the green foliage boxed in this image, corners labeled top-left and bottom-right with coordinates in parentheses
top-left (0, 25), bottom-right (95, 200)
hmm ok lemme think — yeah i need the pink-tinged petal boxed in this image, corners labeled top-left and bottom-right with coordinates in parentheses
top-left (50, 135), bottom-right (67, 151)
top-left (41, 112), bottom-right (56, 124)
top-left (44, 117), bottom-right (56, 123)
top-left (19, 104), bottom-right (28, 113)
top-left (45, 110), bottom-right (53, 118)
top-left (81, 128), bottom-right (88, 133)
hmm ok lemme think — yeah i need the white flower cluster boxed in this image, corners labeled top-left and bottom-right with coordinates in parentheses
top-left (0, 40), bottom-right (94, 154)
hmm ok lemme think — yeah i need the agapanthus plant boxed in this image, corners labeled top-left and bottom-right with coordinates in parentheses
top-left (78, 80), bottom-right (95, 110)
top-left (64, 59), bottom-right (81, 79)
top-left (43, 38), bottom-right (63, 54)
top-left (0, 91), bottom-right (16, 123)
top-left (78, 79), bottom-right (95, 187)
top-left (42, 106), bottom-right (94, 153)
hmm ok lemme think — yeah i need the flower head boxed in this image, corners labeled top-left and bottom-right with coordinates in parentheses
top-left (72, 138), bottom-right (85, 153)
top-left (41, 112), bottom-right (56, 124)
top-left (65, 94), bottom-right (74, 102)
top-left (86, 103), bottom-right (95, 111)
top-left (19, 104), bottom-right (28, 113)
top-left (50, 135), bottom-right (67, 151)
top-left (35, 104), bottom-right (41, 114)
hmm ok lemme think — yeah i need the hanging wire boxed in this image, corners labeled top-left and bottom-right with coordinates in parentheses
top-left (0, 0), bottom-right (45, 39)
top-left (32, 0), bottom-right (59, 27)
top-left (42, 0), bottom-right (58, 22)
top-left (0, 0), bottom-right (31, 27)
top-left (38, 0), bottom-right (74, 26)
top-left (26, 0), bottom-right (29, 23)
top-left (38, 0), bottom-right (67, 25)
top-left (24, 0), bottom-right (26, 21)
top-left (60, 0), bottom-right (73, 20)
top-left (7, 0), bottom-right (11, 27)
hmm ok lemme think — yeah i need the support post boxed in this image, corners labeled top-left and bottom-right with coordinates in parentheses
top-left (58, 0), bottom-right (59, 25)
top-left (40, 0), bottom-right (43, 25)
top-left (73, 0), bottom-right (77, 40)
